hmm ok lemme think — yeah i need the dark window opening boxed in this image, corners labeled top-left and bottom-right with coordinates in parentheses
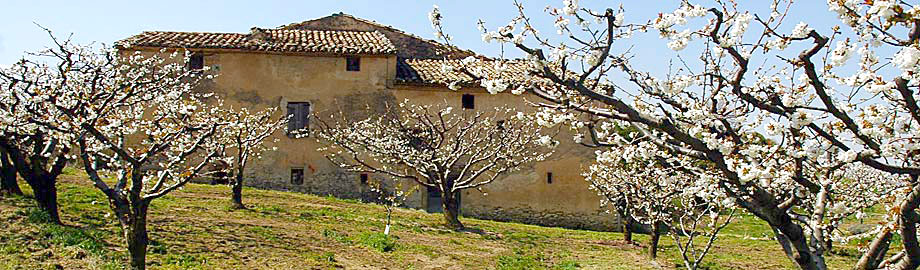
top-left (402, 128), bottom-right (429, 150)
top-left (291, 168), bottom-right (304, 185)
top-left (287, 102), bottom-right (311, 137)
top-left (360, 173), bottom-right (369, 184)
top-left (426, 186), bottom-right (461, 213)
top-left (496, 120), bottom-right (506, 131)
top-left (188, 53), bottom-right (204, 70)
top-left (546, 172), bottom-right (553, 184)
top-left (462, 94), bottom-right (475, 109)
top-left (346, 56), bottom-right (360, 71)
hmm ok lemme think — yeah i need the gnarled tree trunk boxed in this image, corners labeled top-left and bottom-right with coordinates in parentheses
top-left (0, 138), bottom-right (67, 224)
top-left (648, 221), bottom-right (662, 259)
top-left (29, 176), bottom-right (60, 223)
top-left (855, 229), bottom-right (892, 270)
top-left (441, 190), bottom-right (463, 230)
top-left (117, 200), bottom-right (150, 270)
top-left (230, 168), bottom-right (245, 209)
top-left (892, 182), bottom-right (920, 270)
top-left (622, 219), bottom-right (633, 244)
top-left (230, 181), bottom-right (244, 209)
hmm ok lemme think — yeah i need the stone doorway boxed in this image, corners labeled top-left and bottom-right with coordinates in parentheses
top-left (425, 186), bottom-right (460, 213)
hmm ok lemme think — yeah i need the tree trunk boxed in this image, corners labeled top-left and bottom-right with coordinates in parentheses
top-left (441, 190), bottom-right (463, 230)
top-left (855, 229), bottom-right (891, 270)
top-left (29, 177), bottom-right (60, 224)
top-left (1, 141), bottom-right (65, 224)
top-left (648, 221), bottom-right (662, 259)
top-left (230, 174), bottom-right (245, 209)
top-left (384, 206), bottom-right (392, 235)
top-left (892, 182), bottom-right (920, 270)
top-left (0, 149), bottom-right (21, 196)
top-left (123, 202), bottom-right (150, 270)
top-left (742, 187), bottom-right (826, 270)
top-left (622, 220), bottom-right (633, 244)
top-left (615, 202), bottom-right (633, 244)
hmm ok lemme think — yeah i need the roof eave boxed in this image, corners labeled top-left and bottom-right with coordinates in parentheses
top-left (117, 45), bottom-right (398, 57)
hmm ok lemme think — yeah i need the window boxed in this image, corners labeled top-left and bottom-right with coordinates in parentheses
top-left (188, 53), bottom-right (204, 70)
top-left (360, 173), bottom-right (369, 184)
top-left (496, 120), bottom-right (506, 131)
top-left (346, 56), bottom-right (360, 71)
top-left (546, 172), bottom-right (553, 184)
top-left (291, 168), bottom-right (304, 185)
top-left (462, 94), bottom-right (475, 109)
top-left (287, 102), bottom-right (311, 137)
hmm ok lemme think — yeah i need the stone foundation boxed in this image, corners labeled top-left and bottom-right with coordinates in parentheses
top-left (194, 166), bottom-right (620, 232)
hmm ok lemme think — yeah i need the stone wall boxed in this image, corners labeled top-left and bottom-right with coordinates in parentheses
top-left (161, 48), bottom-right (621, 233)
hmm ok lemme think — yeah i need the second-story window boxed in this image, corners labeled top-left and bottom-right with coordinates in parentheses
top-left (188, 53), bottom-right (204, 70)
top-left (346, 56), bottom-right (360, 71)
top-left (462, 94), bottom-right (475, 109)
top-left (287, 102), bottom-right (311, 137)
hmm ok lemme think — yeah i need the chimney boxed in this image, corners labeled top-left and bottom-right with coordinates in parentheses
top-left (249, 27), bottom-right (271, 42)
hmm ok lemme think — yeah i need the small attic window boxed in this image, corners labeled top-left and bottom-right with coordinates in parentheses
top-left (546, 172), bottom-right (553, 184)
top-left (462, 94), bottom-right (475, 109)
top-left (346, 56), bottom-right (360, 71)
top-left (188, 53), bottom-right (204, 70)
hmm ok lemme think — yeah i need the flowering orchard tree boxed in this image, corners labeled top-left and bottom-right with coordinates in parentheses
top-left (0, 31), bottom-right (90, 223)
top-left (0, 33), bottom-right (222, 270)
top-left (366, 177), bottom-right (419, 235)
top-left (314, 101), bottom-right (556, 230)
top-left (213, 106), bottom-right (286, 209)
top-left (585, 137), bottom-right (736, 268)
top-left (431, 1), bottom-right (920, 269)
top-left (71, 50), bottom-right (222, 270)
top-left (2, 30), bottom-right (222, 269)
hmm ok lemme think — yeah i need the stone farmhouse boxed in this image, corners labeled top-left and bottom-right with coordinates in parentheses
top-left (118, 13), bottom-right (614, 230)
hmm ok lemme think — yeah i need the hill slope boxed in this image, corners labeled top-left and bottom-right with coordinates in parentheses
top-left (0, 170), bottom-right (867, 269)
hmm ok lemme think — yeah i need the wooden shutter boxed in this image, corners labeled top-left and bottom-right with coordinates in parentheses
top-left (302, 102), bottom-right (311, 135)
top-left (286, 102), bottom-right (311, 137)
top-left (287, 103), bottom-right (300, 135)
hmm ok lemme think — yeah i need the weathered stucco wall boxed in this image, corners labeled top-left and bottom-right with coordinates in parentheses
top-left (167, 49), bottom-right (410, 203)
top-left (137, 49), bottom-right (617, 231)
top-left (393, 86), bottom-right (617, 231)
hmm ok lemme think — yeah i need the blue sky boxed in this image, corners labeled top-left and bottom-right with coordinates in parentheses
top-left (0, 1), bottom-right (840, 66)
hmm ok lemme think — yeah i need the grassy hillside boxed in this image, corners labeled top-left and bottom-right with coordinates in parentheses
top-left (0, 169), bottom-right (877, 269)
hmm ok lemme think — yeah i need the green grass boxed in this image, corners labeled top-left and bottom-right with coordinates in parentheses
top-left (358, 232), bottom-right (398, 252)
top-left (0, 169), bottom-right (880, 269)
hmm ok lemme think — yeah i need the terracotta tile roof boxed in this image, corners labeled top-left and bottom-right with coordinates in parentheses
top-left (396, 58), bottom-right (555, 88)
top-left (118, 28), bottom-right (397, 55)
top-left (279, 13), bottom-right (476, 60)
